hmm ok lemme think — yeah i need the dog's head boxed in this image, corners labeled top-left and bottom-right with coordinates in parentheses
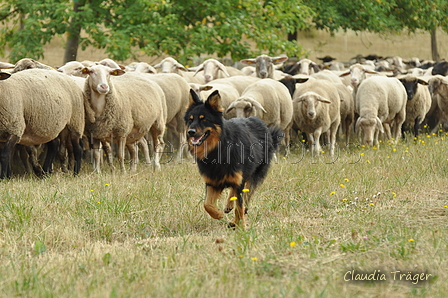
top-left (184, 90), bottom-right (223, 156)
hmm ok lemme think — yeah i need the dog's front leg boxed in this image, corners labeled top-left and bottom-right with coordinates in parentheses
top-left (204, 185), bottom-right (224, 220)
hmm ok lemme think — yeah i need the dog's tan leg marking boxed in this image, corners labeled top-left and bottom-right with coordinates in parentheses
top-left (224, 188), bottom-right (237, 213)
top-left (204, 186), bottom-right (224, 220)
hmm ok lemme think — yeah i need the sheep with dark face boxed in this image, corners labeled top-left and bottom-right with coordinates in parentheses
top-left (240, 55), bottom-right (288, 80)
top-left (398, 75), bottom-right (431, 137)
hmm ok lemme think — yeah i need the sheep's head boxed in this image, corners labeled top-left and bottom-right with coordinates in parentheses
top-left (296, 92), bottom-right (331, 120)
top-left (194, 59), bottom-right (229, 83)
top-left (226, 98), bottom-right (266, 118)
top-left (57, 61), bottom-right (86, 78)
top-left (428, 76), bottom-right (448, 97)
top-left (154, 57), bottom-right (187, 74)
top-left (355, 116), bottom-right (383, 146)
top-left (241, 55), bottom-right (288, 79)
top-left (398, 75), bottom-right (428, 101)
top-left (339, 64), bottom-right (378, 87)
top-left (82, 64), bottom-right (125, 95)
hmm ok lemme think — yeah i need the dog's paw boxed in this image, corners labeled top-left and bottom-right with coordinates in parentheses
top-left (227, 222), bottom-right (236, 229)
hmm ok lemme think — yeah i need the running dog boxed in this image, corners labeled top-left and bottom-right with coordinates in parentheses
top-left (184, 89), bottom-right (282, 228)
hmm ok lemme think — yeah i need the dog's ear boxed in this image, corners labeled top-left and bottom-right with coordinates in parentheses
top-left (188, 89), bottom-right (202, 109)
top-left (205, 90), bottom-right (224, 113)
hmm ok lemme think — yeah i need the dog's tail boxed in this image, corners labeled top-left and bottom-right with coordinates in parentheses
top-left (269, 126), bottom-right (284, 152)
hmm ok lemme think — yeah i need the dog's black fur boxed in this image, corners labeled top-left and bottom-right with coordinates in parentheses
top-left (184, 89), bottom-right (283, 228)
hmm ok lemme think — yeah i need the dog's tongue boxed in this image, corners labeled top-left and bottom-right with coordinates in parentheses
top-left (192, 136), bottom-right (203, 145)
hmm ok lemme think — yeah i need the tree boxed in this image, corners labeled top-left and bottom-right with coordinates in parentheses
top-left (303, 0), bottom-right (448, 61)
top-left (0, 0), bottom-right (313, 65)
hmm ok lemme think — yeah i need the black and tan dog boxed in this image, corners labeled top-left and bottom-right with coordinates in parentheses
top-left (184, 89), bottom-right (282, 228)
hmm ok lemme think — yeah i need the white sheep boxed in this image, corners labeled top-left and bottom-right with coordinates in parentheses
top-left (355, 76), bottom-right (407, 146)
top-left (0, 69), bottom-right (85, 178)
top-left (292, 79), bottom-right (341, 156)
top-left (240, 55), bottom-right (288, 80)
top-left (82, 64), bottom-right (166, 173)
top-left (189, 82), bottom-right (240, 120)
top-left (206, 75), bottom-right (261, 95)
top-left (428, 75), bottom-right (448, 133)
top-left (11, 58), bottom-right (54, 73)
top-left (193, 58), bottom-right (243, 83)
top-left (339, 63), bottom-right (379, 94)
top-left (225, 79), bottom-right (293, 155)
top-left (57, 61), bottom-right (88, 77)
top-left (153, 57), bottom-right (188, 73)
top-left (126, 62), bottom-right (157, 74)
top-left (140, 73), bottom-right (191, 161)
top-left (286, 58), bottom-right (320, 75)
top-left (397, 75), bottom-right (432, 137)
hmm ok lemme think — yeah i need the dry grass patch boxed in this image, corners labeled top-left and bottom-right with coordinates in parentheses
top-left (0, 132), bottom-right (447, 297)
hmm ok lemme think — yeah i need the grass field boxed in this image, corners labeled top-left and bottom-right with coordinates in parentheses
top-left (0, 130), bottom-right (447, 298)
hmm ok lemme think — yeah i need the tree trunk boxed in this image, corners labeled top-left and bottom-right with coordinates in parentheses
top-left (63, 1), bottom-right (85, 64)
top-left (430, 28), bottom-right (440, 61)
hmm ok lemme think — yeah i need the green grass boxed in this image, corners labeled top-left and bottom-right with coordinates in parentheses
top-left (1, 132), bottom-right (448, 298)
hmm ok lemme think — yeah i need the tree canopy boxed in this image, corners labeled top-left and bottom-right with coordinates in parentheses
top-left (0, 0), bottom-right (446, 64)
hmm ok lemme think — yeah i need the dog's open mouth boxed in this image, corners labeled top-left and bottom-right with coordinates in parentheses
top-left (190, 130), bottom-right (210, 146)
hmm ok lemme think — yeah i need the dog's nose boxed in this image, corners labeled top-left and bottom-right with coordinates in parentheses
top-left (187, 129), bottom-right (196, 136)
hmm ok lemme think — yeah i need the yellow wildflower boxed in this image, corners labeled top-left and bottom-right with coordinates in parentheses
top-left (289, 242), bottom-right (296, 247)
top-left (330, 192), bottom-right (336, 195)
top-left (242, 189), bottom-right (249, 193)
top-left (230, 196), bottom-right (237, 201)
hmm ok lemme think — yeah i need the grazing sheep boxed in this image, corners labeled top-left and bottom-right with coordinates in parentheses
top-left (0, 69), bottom-right (85, 178)
top-left (428, 75), bottom-right (448, 132)
top-left (226, 79), bottom-right (293, 155)
top-left (355, 76), bottom-right (407, 146)
top-left (240, 55), bottom-right (288, 79)
top-left (292, 79), bottom-right (341, 156)
top-left (193, 58), bottom-right (243, 83)
top-left (57, 61), bottom-right (88, 77)
top-left (11, 58), bottom-right (54, 73)
top-left (397, 75), bottom-right (431, 137)
top-left (82, 65), bottom-right (166, 173)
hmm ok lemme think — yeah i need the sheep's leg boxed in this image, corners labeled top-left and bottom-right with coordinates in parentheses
top-left (175, 114), bottom-right (188, 162)
top-left (116, 136), bottom-right (127, 172)
top-left (312, 129), bottom-right (323, 156)
top-left (42, 138), bottom-right (59, 176)
top-left (329, 121), bottom-right (340, 156)
top-left (138, 137), bottom-right (151, 166)
top-left (307, 133), bottom-right (315, 156)
top-left (149, 123), bottom-right (165, 171)
top-left (204, 185), bottom-right (224, 220)
top-left (394, 111), bottom-right (406, 141)
top-left (413, 117), bottom-right (421, 137)
top-left (0, 135), bottom-right (19, 179)
top-left (17, 145), bottom-right (33, 174)
top-left (284, 122), bottom-right (292, 157)
top-left (71, 136), bottom-right (83, 176)
top-left (126, 142), bottom-right (138, 172)
top-left (383, 123), bottom-right (392, 141)
top-left (58, 130), bottom-right (69, 173)
top-left (102, 141), bottom-right (115, 170)
top-left (24, 145), bottom-right (44, 177)
top-left (91, 138), bottom-right (102, 174)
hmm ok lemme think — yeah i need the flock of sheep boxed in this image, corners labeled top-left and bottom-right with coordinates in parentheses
top-left (0, 54), bottom-right (447, 178)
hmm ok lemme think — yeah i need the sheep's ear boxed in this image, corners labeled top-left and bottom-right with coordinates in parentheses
top-left (205, 90), bottom-right (224, 112)
top-left (188, 89), bottom-right (202, 108)
top-left (249, 99), bottom-right (267, 113)
top-left (240, 58), bottom-right (256, 65)
top-left (110, 69), bottom-right (125, 76)
top-left (218, 64), bottom-right (230, 77)
top-left (272, 56), bottom-right (288, 64)
top-left (81, 67), bottom-right (91, 76)
top-left (295, 77), bottom-right (309, 84)
top-left (417, 78), bottom-right (428, 85)
top-left (317, 96), bottom-right (332, 104)
top-left (175, 63), bottom-right (188, 71)
top-left (226, 101), bottom-right (236, 113)
top-left (202, 86), bottom-right (213, 92)
top-left (339, 71), bottom-right (350, 77)
top-left (0, 72), bottom-right (11, 80)
top-left (193, 64), bottom-right (204, 77)
top-left (376, 117), bottom-right (384, 133)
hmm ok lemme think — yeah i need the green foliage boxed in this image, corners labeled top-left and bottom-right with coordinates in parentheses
top-left (0, 0), bottom-right (311, 63)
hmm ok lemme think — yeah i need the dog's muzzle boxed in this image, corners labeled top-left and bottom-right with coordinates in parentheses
top-left (187, 129), bottom-right (210, 146)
